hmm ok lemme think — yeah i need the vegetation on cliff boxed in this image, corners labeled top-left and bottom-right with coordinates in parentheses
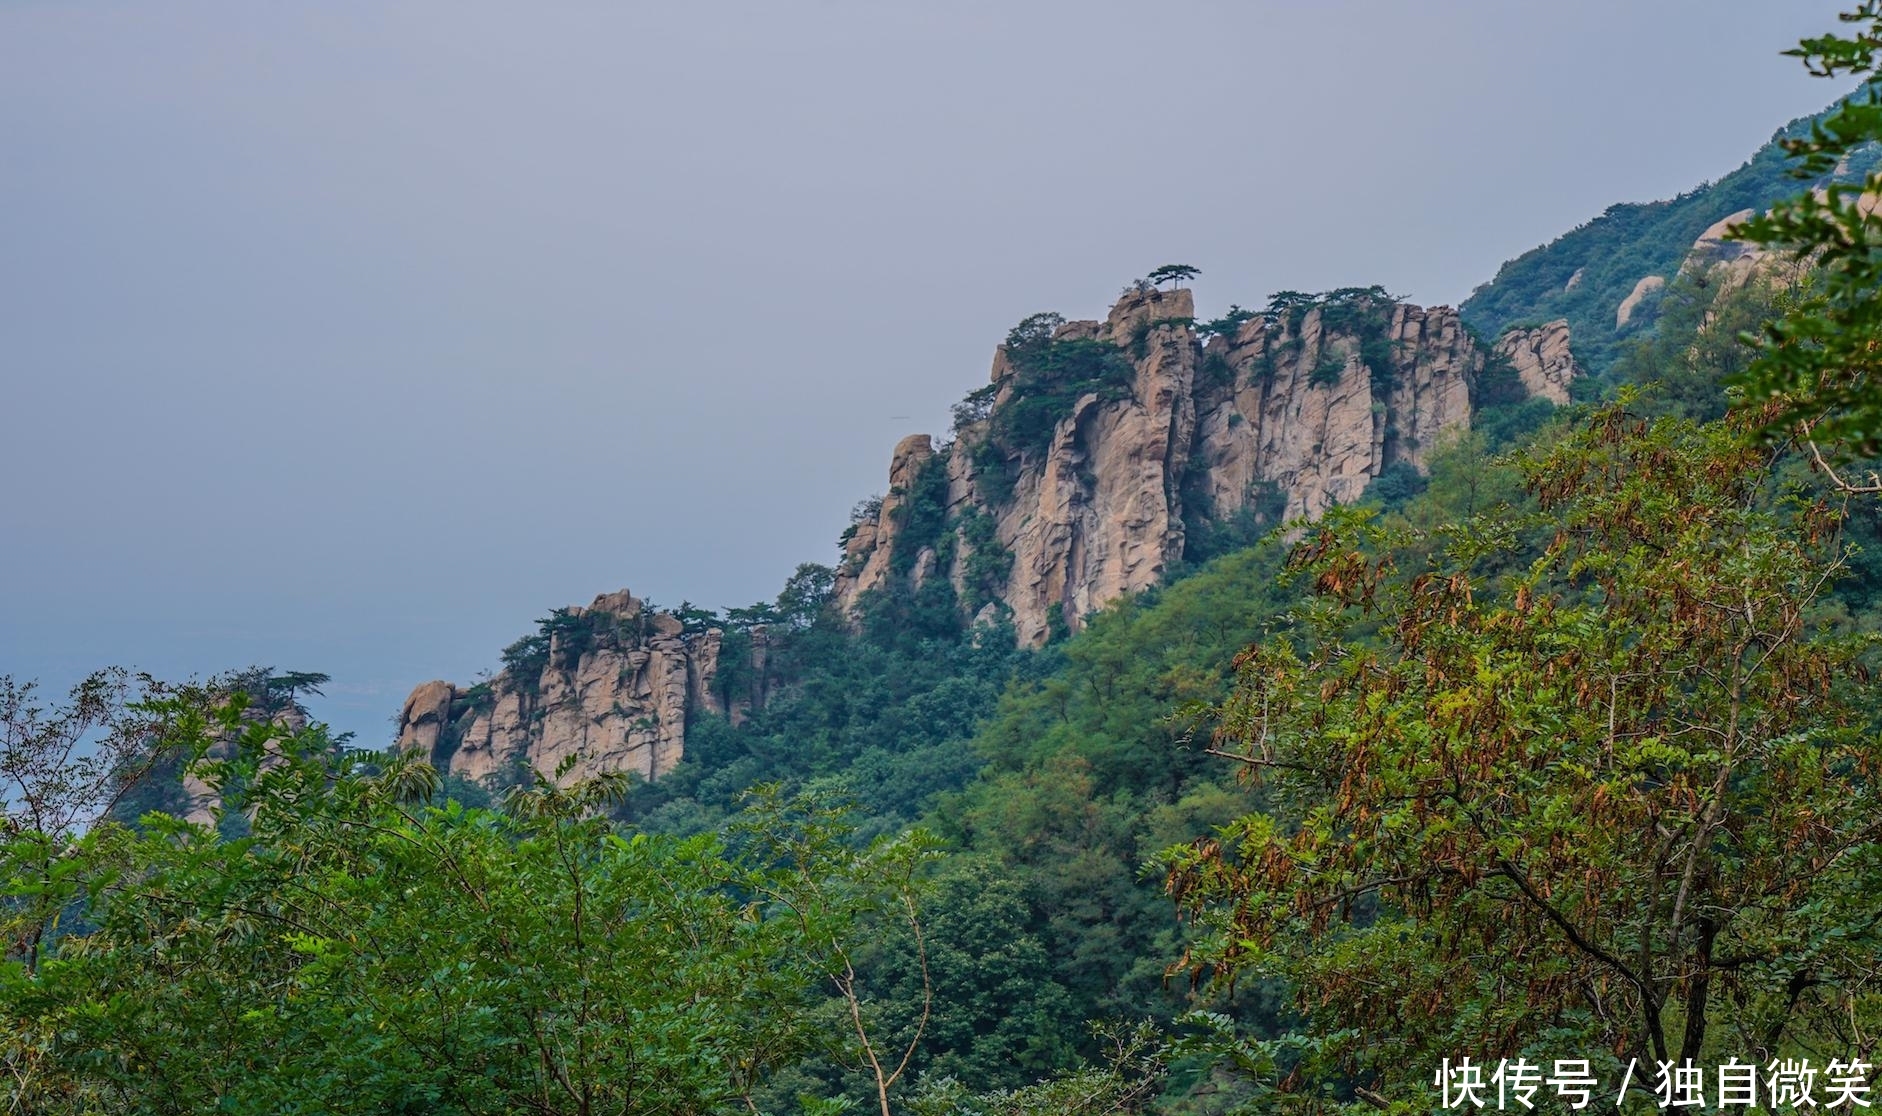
top-left (11, 12), bottom-right (1882, 1114)
top-left (1461, 93), bottom-right (1882, 374)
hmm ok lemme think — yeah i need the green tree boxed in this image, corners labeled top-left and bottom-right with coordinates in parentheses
top-left (732, 788), bottom-right (941, 1116)
top-left (1, 695), bottom-right (941, 1115)
top-left (1732, 4), bottom-right (1882, 464)
top-left (1146, 264), bottom-right (1200, 290)
top-left (0, 670), bottom-right (173, 977)
top-left (1165, 405), bottom-right (1882, 1109)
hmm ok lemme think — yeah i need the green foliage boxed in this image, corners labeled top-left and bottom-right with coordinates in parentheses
top-left (840, 495), bottom-right (880, 547)
top-left (1180, 480), bottom-right (1287, 568)
top-left (1145, 264), bottom-right (1201, 290)
top-left (1471, 349), bottom-right (1528, 409)
top-left (1197, 304), bottom-right (1256, 340)
top-left (926, 544), bottom-right (1298, 1053)
top-left (2, 696), bottom-right (959, 1115)
top-left (1165, 406), bottom-right (1882, 1108)
top-left (1005, 311), bottom-right (1065, 349)
top-left (1463, 91), bottom-right (1882, 374)
top-left (673, 600), bottom-right (723, 635)
top-left (952, 383), bottom-right (998, 432)
top-left (904, 1022), bottom-right (1170, 1116)
top-left (958, 509), bottom-right (1014, 614)
top-left (1613, 269), bottom-right (1793, 423)
top-left (59, 60), bottom-right (1882, 1106)
top-left (958, 311), bottom-right (1136, 468)
top-left (970, 439), bottom-right (1018, 506)
top-left (260, 670), bottom-right (329, 703)
top-left (1263, 289), bottom-right (1316, 325)
top-left (630, 608), bottom-right (1024, 833)
top-left (1360, 460), bottom-right (1426, 506)
top-left (1196, 350), bottom-right (1236, 391)
top-left (1472, 396), bottom-right (1556, 450)
top-left (1251, 288), bottom-right (1402, 395)
top-left (1469, 347), bottom-right (1562, 450)
top-left (2, 670), bottom-right (182, 970)
top-left (1129, 316), bottom-right (1195, 359)
top-left (775, 563), bottom-right (838, 631)
top-left (829, 859), bottom-right (1084, 1092)
top-left (499, 630), bottom-right (551, 683)
top-left (890, 454), bottom-right (953, 576)
top-left (457, 679), bottom-right (495, 710)
top-left (988, 335), bottom-right (1135, 461)
top-left (1730, 10), bottom-right (1882, 453)
top-left (862, 576), bottom-right (964, 651)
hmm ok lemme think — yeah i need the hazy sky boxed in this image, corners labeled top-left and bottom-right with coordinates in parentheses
top-left (0, 0), bottom-right (1859, 742)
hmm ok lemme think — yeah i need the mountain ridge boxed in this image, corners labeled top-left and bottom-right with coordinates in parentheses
top-left (387, 96), bottom-right (1870, 790)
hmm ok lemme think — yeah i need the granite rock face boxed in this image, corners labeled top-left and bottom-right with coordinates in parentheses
top-left (393, 590), bottom-right (740, 787)
top-left (1494, 320), bottom-right (1581, 405)
top-left (396, 282), bottom-right (1582, 786)
top-left (1616, 275), bottom-right (1667, 328)
top-left (834, 286), bottom-right (1558, 647)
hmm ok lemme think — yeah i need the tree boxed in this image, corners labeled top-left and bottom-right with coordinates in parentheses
top-left (0, 670), bottom-right (173, 976)
top-left (1731, 4), bottom-right (1882, 466)
top-left (0, 698), bottom-right (936, 1115)
top-left (1146, 264), bottom-right (1200, 290)
top-left (1005, 311), bottom-right (1067, 352)
top-left (1165, 404), bottom-right (1882, 1109)
top-left (732, 787), bottom-right (940, 1116)
top-left (772, 562), bottom-right (835, 631)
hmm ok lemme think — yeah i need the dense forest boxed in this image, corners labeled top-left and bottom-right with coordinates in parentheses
top-left (8, 12), bottom-right (1882, 1115)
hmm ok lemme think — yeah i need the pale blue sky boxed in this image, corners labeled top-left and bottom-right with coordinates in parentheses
top-left (0, 1), bottom-right (1857, 742)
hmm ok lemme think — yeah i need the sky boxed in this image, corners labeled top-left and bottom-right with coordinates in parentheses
top-left (0, 0), bottom-right (1861, 744)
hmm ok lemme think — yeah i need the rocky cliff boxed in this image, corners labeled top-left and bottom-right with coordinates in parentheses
top-left (833, 285), bottom-right (1577, 648)
top-left (394, 590), bottom-right (734, 786)
top-left (394, 283), bottom-right (1581, 784)
top-left (1494, 320), bottom-right (1578, 405)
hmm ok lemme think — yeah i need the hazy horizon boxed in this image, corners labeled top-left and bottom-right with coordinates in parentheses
top-left (1, 1), bottom-right (1860, 743)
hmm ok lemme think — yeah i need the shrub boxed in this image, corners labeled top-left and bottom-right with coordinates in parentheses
top-left (971, 439), bottom-right (1017, 506)
top-left (986, 331), bottom-right (1134, 460)
top-left (889, 455), bottom-right (952, 576)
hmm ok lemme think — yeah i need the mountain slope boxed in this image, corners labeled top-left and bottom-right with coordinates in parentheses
top-left (1461, 96), bottom-right (1881, 372)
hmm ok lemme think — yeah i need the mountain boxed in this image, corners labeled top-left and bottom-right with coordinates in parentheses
top-left (79, 87), bottom-right (1882, 1109)
top-left (392, 590), bottom-right (741, 786)
top-left (395, 282), bottom-right (1579, 784)
top-left (830, 285), bottom-right (1563, 648)
top-left (1460, 98), bottom-right (1882, 371)
top-left (383, 96), bottom-right (1876, 797)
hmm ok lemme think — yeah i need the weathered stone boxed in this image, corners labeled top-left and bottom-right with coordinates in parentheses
top-left (832, 435), bottom-right (935, 607)
top-left (832, 288), bottom-right (1489, 648)
top-left (1616, 275), bottom-right (1666, 328)
top-left (1494, 320), bottom-right (1581, 405)
top-left (393, 589), bottom-right (760, 789)
top-left (396, 680), bottom-right (456, 761)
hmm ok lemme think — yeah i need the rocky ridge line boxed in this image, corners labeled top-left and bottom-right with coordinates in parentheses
top-left (396, 590), bottom-right (746, 788)
top-left (833, 286), bottom-right (1573, 648)
top-left (395, 283), bottom-right (1584, 785)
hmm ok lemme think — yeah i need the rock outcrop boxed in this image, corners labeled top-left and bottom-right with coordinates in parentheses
top-left (835, 286), bottom-right (1562, 648)
top-left (394, 590), bottom-right (735, 787)
top-left (1616, 275), bottom-right (1666, 328)
top-left (393, 284), bottom-right (1579, 787)
top-left (1494, 320), bottom-right (1580, 405)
